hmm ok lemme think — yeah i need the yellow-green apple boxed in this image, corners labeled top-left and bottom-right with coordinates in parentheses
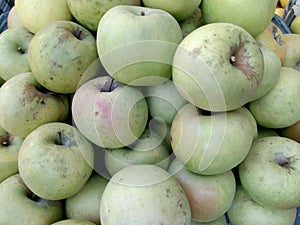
top-left (0, 174), bottom-right (64, 225)
top-left (0, 26), bottom-right (33, 81)
top-left (290, 15), bottom-right (300, 34)
top-left (97, 5), bottom-right (183, 86)
top-left (200, 0), bottom-right (277, 37)
top-left (142, 0), bottom-right (202, 21)
top-left (172, 23), bottom-right (264, 112)
top-left (15, 0), bottom-right (73, 34)
top-left (7, 6), bottom-right (24, 28)
top-left (168, 158), bottom-right (236, 223)
top-left (72, 75), bottom-right (148, 149)
top-left (281, 120), bottom-right (300, 143)
top-left (239, 136), bottom-right (300, 209)
top-left (282, 33), bottom-right (300, 70)
top-left (66, 0), bottom-right (141, 32)
top-left (189, 215), bottom-right (227, 225)
top-left (18, 122), bottom-right (94, 200)
top-left (248, 67), bottom-right (300, 129)
top-left (227, 184), bottom-right (297, 225)
top-left (179, 7), bottom-right (203, 38)
top-left (29, 20), bottom-right (98, 94)
top-left (65, 173), bottom-right (108, 225)
top-left (0, 72), bottom-right (69, 138)
top-left (100, 164), bottom-right (191, 224)
top-left (51, 219), bottom-right (97, 225)
top-left (170, 103), bottom-right (253, 175)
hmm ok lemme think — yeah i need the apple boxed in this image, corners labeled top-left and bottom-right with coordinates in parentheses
top-left (257, 127), bottom-right (279, 139)
top-left (65, 172), bottom-right (108, 225)
top-left (0, 174), bottom-right (64, 225)
top-left (7, 6), bottom-right (24, 28)
top-left (172, 22), bottom-right (264, 112)
top-left (239, 106), bottom-right (258, 141)
top-left (200, 0), bottom-right (277, 37)
top-left (18, 122), bottom-right (94, 200)
top-left (28, 20), bottom-right (98, 94)
top-left (148, 117), bottom-right (172, 151)
top-left (282, 33), bottom-right (300, 70)
top-left (239, 136), bottom-right (300, 209)
top-left (189, 215), bottom-right (227, 225)
top-left (0, 72), bottom-right (69, 138)
top-left (100, 164), bottom-right (191, 224)
top-left (142, 0), bottom-right (202, 21)
top-left (227, 184), bottom-right (297, 225)
top-left (14, 0), bottom-right (73, 34)
top-left (0, 26), bottom-right (33, 81)
top-left (66, 0), bottom-right (141, 32)
top-left (72, 75), bottom-right (148, 149)
top-left (290, 15), bottom-right (300, 34)
top-left (97, 5), bottom-right (183, 86)
top-left (248, 67), bottom-right (300, 129)
top-left (179, 7), bottom-right (203, 38)
top-left (51, 219), bottom-right (97, 225)
top-left (170, 103), bottom-right (253, 175)
top-left (104, 128), bottom-right (171, 176)
top-left (281, 120), bottom-right (300, 143)
top-left (168, 158), bottom-right (236, 223)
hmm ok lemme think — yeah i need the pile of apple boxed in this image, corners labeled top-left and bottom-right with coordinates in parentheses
top-left (0, 0), bottom-right (300, 224)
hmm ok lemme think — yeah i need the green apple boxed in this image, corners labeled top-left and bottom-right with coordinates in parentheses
top-left (170, 103), bottom-right (253, 175)
top-left (239, 106), bottom-right (258, 141)
top-left (18, 122), bottom-right (94, 200)
top-left (0, 174), bottom-right (64, 225)
top-left (100, 164), bottom-right (191, 224)
top-left (179, 7), bottom-right (203, 38)
top-left (65, 173), bottom-right (108, 225)
top-left (66, 0), bottom-right (141, 32)
top-left (248, 67), bottom-right (300, 129)
top-left (189, 215), bottom-right (227, 225)
top-left (7, 6), bottom-right (24, 28)
top-left (257, 127), bottom-right (279, 139)
top-left (282, 33), bottom-right (300, 70)
top-left (29, 20), bottom-right (98, 94)
top-left (97, 5), bottom-right (183, 86)
top-left (72, 75), bottom-right (148, 149)
top-left (172, 22), bottom-right (264, 112)
top-left (0, 26), bottom-right (33, 81)
top-left (227, 184), bottom-right (297, 225)
top-left (0, 72), bottom-right (69, 138)
top-left (168, 158), bottom-right (236, 223)
top-left (51, 219), bottom-right (97, 225)
top-left (239, 136), bottom-right (300, 209)
top-left (200, 0), bottom-right (277, 37)
top-left (104, 128), bottom-right (170, 176)
top-left (142, 0), bottom-right (202, 21)
top-left (281, 120), bottom-right (300, 143)
top-left (15, 0), bottom-right (73, 33)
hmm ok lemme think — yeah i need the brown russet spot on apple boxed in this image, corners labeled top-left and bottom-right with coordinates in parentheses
top-left (23, 84), bottom-right (63, 104)
top-left (57, 26), bottom-right (86, 42)
top-left (275, 152), bottom-right (296, 174)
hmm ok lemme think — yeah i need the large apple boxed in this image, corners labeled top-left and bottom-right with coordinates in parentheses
top-left (14, 0), bottom-right (73, 33)
top-left (200, 0), bottom-right (277, 37)
top-left (168, 158), bottom-right (236, 223)
top-left (170, 103), bottom-right (253, 175)
top-left (0, 26), bottom-right (33, 81)
top-left (18, 122), bottom-right (94, 200)
top-left (172, 22), bottom-right (264, 112)
top-left (0, 174), bottom-right (64, 225)
top-left (0, 72), bottom-right (69, 138)
top-left (282, 33), bottom-right (300, 70)
top-left (239, 136), bottom-right (300, 209)
top-left (72, 75), bottom-right (148, 149)
top-left (97, 5), bottom-right (183, 86)
top-left (28, 20), bottom-right (98, 94)
top-left (100, 164), bottom-right (191, 224)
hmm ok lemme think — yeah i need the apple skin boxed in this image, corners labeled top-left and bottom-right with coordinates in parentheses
top-left (66, 0), bottom-right (141, 32)
top-left (281, 120), bottom-right (300, 143)
top-left (142, 0), bottom-right (202, 21)
top-left (28, 20), bottom-right (98, 94)
top-left (227, 184), bottom-right (297, 225)
top-left (51, 219), bottom-right (97, 225)
top-left (282, 33), bottom-right (300, 71)
top-left (179, 7), bottom-right (203, 38)
top-left (72, 75), bottom-right (148, 149)
top-left (168, 158), bottom-right (236, 223)
top-left (100, 164), bottom-right (191, 225)
top-left (170, 103), bottom-right (253, 175)
top-left (15, 0), bottom-right (73, 34)
top-left (97, 5), bottom-right (183, 86)
top-left (7, 6), bottom-right (24, 28)
top-left (18, 122), bottom-right (94, 201)
top-left (0, 174), bottom-right (64, 225)
top-left (200, 0), bottom-right (277, 37)
top-left (0, 26), bottom-right (33, 81)
top-left (248, 67), bottom-right (300, 129)
top-left (239, 136), bottom-right (300, 209)
top-left (189, 215), bottom-right (227, 225)
top-left (0, 72), bottom-right (69, 138)
top-left (172, 22), bottom-right (264, 112)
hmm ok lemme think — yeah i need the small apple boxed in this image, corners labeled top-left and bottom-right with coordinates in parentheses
top-left (0, 26), bottom-right (33, 81)
top-left (172, 22), bottom-right (264, 112)
top-left (281, 120), bottom-right (300, 143)
top-left (29, 20), bottom-right (98, 94)
top-left (51, 219), bottom-right (97, 225)
top-left (189, 215), bottom-right (227, 225)
top-left (18, 122), bottom-right (94, 200)
top-left (100, 164), bottom-right (191, 224)
top-left (239, 136), bottom-right (300, 209)
top-left (97, 5), bottom-right (183, 86)
top-left (282, 33), bottom-right (300, 70)
top-left (0, 174), bottom-right (64, 225)
top-left (7, 6), bottom-right (24, 28)
top-left (179, 7), bottom-right (203, 38)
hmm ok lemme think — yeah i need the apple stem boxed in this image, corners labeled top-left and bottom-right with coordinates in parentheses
top-left (230, 55), bottom-right (236, 64)
top-left (141, 11), bottom-right (146, 16)
top-left (73, 28), bottom-right (83, 40)
top-left (55, 130), bottom-right (63, 145)
top-left (17, 46), bottom-right (25, 54)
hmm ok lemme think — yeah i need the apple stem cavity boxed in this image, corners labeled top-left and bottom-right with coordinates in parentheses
top-left (101, 78), bottom-right (119, 92)
top-left (73, 27), bottom-right (84, 40)
top-left (55, 130), bottom-right (63, 146)
top-left (230, 55), bottom-right (237, 64)
top-left (141, 11), bottom-right (146, 16)
top-left (275, 152), bottom-right (296, 172)
top-left (17, 46), bottom-right (25, 54)
top-left (0, 133), bottom-right (13, 147)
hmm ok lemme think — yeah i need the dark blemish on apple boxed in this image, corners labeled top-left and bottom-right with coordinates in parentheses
top-left (189, 47), bottom-right (201, 58)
